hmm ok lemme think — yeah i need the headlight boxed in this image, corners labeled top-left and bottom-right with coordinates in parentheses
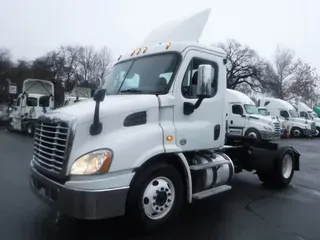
top-left (264, 126), bottom-right (273, 131)
top-left (70, 149), bottom-right (113, 175)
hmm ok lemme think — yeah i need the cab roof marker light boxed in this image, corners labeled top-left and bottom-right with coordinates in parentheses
top-left (131, 49), bottom-right (136, 56)
top-left (142, 47), bottom-right (148, 53)
top-left (136, 48), bottom-right (141, 55)
top-left (117, 55), bottom-right (122, 61)
top-left (166, 42), bottom-right (171, 49)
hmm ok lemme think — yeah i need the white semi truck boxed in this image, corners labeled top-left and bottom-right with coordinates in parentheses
top-left (8, 79), bottom-right (54, 135)
top-left (293, 101), bottom-right (320, 137)
top-left (258, 97), bottom-right (315, 138)
top-left (30, 9), bottom-right (300, 231)
top-left (258, 106), bottom-right (288, 137)
top-left (226, 89), bottom-right (281, 140)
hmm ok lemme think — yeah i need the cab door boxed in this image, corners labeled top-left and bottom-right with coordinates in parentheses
top-left (228, 104), bottom-right (246, 135)
top-left (172, 49), bottom-right (226, 151)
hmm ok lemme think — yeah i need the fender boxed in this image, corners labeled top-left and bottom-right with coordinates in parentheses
top-left (175, 153), bottom-right (193, 203)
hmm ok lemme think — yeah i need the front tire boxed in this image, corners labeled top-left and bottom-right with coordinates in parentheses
top-left (290, 127), bottom-right (302, 138)
top-left (315, 127), bottom-right (320, 137)
top-left (7, 118), bottom-right (13, 132)
top-left (257, 146), bottom-right (295, 188)
top-left (245, 128), bottom-right (261, 140)
top-left (126, 163), bottom-right (184, 231)
top-left (26, 123), bottom-right (34, 136)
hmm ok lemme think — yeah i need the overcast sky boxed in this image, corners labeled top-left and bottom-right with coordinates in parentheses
top-left (1, 0), bottom-right (319, 71)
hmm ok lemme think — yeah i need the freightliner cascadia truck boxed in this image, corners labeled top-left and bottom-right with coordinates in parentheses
top-left (30, 9), bottom-right (300, 231)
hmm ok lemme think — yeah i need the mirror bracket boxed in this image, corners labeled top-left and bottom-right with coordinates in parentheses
top-left (90, 88), bottom-right (107, 136)
top-left (183, 97), bottom-right (204, 115)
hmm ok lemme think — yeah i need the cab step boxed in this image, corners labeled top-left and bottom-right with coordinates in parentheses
top-left (189, 159), bottom-right (229, 171)
top-left (192, 185), bottom-right (232, 200)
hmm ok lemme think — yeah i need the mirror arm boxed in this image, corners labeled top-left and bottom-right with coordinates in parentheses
top-left (183, 97), bottom-right (205, 115)
top-left (90, 101), bottom-right (102, 135)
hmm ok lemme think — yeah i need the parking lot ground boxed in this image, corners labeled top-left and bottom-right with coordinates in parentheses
top-left (1, 130), bottom-right (320, 240)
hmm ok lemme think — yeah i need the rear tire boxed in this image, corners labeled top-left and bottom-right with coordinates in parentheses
top-left (126, 163), bottom-right (184, 232)
top-left (257, 146), bottom-right (295, 188)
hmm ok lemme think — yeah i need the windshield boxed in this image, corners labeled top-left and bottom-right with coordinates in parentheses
top-left (258, 108), bottom-right (269, 116)
top-left (244, 104), bottom-right (259, 114)
top-left (39, 96), bottom-right (50, 107)
top-left (309, 111), bottom-right (318, 118)
top-left (103, 53), bottom-right (180, 95)
top-left (289, 110), bottom-right (299, 117)
top-left (26, 97), bottom-right (37, 107)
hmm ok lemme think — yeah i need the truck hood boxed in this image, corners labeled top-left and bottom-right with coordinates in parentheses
top-left (50, 95), bottom-right (159, 123)
top-left (249, 114), bottom-right (275, 124)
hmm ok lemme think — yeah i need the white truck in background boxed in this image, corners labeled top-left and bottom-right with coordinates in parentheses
top-left (293, 101), bottom-right (320, 137)
top-left (258, 106), bottom-right (288, 137)
top-left (8, 79), bottom-right (54, 135)
top-left (226, 89), bottom-right (281, 140)
top-left (258, 97), bottom-right (315, 138)
top-left (29, 9), bottom-right (300, 231)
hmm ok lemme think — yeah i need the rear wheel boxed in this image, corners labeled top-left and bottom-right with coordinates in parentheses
top-left (126, 163), bottom-right (184, 231)
top-left (257, 146), bottom-right (295, 188)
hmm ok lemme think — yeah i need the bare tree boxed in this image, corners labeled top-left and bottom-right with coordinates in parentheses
top-left (259, 47), bottom-right (319, 103)
top-left (0, 48), bottom-right (13, 102)
top-left (218, 39), bottom-right (264, 91)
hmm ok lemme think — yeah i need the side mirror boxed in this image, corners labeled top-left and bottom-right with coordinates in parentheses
top-left (197, 64), bottom-right (214, 98)
top-left (93, 88), bottom-right (107, 102)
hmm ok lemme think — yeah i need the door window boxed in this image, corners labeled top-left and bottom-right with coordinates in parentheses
top-left (232, 104), bottom-right (244, 115)
top-left (280, 110), bottom-right (289, 118)
top-left (181, 58), bottom-right (218, 99)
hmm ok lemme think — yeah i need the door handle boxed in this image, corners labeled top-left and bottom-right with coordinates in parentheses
top-left (230, 120), bottom-right (233, 124)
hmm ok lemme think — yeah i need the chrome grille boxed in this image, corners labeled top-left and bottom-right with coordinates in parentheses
top-left (274, 122), bottom-right (281, 138)
top-left (33, 120), bottom-right (69, 174)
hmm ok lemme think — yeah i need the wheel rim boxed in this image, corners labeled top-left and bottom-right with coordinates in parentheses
top-left (248, 132), bottom-right (257, 138)
top-left (282, 154), bottom-right (293, 179)
top-left (316, 129), bottom-right (320, 137)
top-left (142, 176), bottom-right (175, 220)
top-left (293, 129), bottom-right (301, 137)
top-left (28, 126), bottom-right (32, 134)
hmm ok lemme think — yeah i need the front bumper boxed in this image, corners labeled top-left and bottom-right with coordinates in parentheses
top-left (303, 129), bottom-right (311, 137)
top-left (30, 164), bottom-right (129, 220)
top-left (260, 131), bottom-right (280, 140)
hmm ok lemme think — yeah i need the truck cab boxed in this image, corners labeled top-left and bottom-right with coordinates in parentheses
top-left (258, 97), bottom-right (313, 138)
top-left (293, 101), bottom-right (320, 137)
top-left (226, 90), bottom-right (280, 140)
top-left (8, 79), bottom-right (54, 135)
top-left (29, 9), bottom-right (300, 231)
top-left (258, 107), bottom-right (287, 137)
top-left (314, 107), bottom-right (320, 118)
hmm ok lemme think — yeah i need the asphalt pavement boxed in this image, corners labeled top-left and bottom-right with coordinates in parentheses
top-left (1, 130), bottom-right (320, 240)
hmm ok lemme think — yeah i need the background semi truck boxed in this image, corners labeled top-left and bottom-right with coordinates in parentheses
top-left (8, 79), bottom-right (54, 135)
top-left (29, 9), bottom-right (300, 231)
top-left (258, 97), bottom-right (315, 138)
top-left (226, 89), bottom-right (280, 140)
top-left (293, 101), bottom-right (320, 137)
top-left (258, 106), bottom-right (288, 137)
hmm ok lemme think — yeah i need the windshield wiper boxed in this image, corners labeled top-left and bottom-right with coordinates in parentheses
top-left (119, 88), bottom-right (144, 94)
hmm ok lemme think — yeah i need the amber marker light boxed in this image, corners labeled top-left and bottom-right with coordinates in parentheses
top-left (166, 135), bottom-right (173, 141)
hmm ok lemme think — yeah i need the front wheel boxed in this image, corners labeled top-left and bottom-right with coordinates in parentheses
top-left (245, 128), bottom-right (261, 139)
top-left (257, 146), bottom-right (295, 188)
top-left (315, 127), bottom-right (320, 137)
top-left (126, 163), bottom-right (184, 231)
top-left (7, 118), bottom-right (14, 132)
top-left (290, 127), bottom-right (302, 138)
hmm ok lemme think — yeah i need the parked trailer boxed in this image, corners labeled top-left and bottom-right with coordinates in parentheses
top-left (29, 9), bottom-right (300, 231)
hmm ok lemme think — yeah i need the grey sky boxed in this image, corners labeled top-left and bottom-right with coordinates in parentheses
top-left (1, 0), bottom-right (319, 71)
